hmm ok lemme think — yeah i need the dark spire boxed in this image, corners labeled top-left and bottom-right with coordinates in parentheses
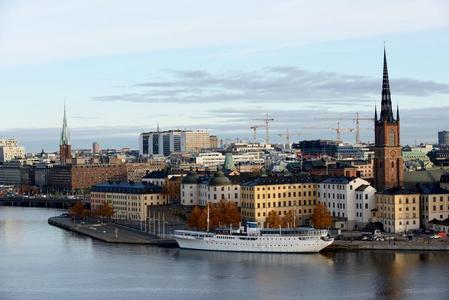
top-left (396, 104), bottom-right (400, 121)
top-left (374, 104), bottom-right (378, 121)
top-left (380, 46), bottom-right (395, 123)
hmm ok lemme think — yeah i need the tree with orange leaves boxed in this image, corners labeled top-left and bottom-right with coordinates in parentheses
top-left (69, 202), bottom-right (87, 220)
top-left (282, 210), bottom-right (295, 228)
top-left (187, 206), bottom-right (202, 229)
top-left (265, 210), bottom-right (283, 228)
top-left (312, 202), bottom-right (333, 229)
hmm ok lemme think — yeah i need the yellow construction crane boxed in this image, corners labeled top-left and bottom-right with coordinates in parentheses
top-left (278, 129), bottom-right (301, 149)
top-left (304, 121), bottom-right (353, 143)
top-left (315, 112), bottom-right (374, 144)
top-left (252, 113), bottom-right (274, 144)
top-left (250, 125), bottom-right (265, 143)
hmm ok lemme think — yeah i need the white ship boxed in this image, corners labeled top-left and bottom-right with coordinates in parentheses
top-left (174, 222), bottom-right (333, 253)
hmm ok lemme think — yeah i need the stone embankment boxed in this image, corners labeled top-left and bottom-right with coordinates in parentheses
top-left (327, 239), bottom-right (449, 251)
top-left (48, 216), bottom-right (178, 247)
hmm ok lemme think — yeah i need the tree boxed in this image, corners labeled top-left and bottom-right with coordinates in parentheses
top-left (161, 178), bottom-right (181, 203)
top-left (265, 210), bottom-right (283, 228)
top-left (186, 201), bottom-right (241, 231)
top-left (95, 202), bottom-right (114, 222)
top-left (282, 210), bottom-right (295, 228)
top-left (216, 200), bottom-right (241, 227)
top-left (312, 203), bottom-right (333, 229)
top-left (187, 206), bottom-right (202, 229)
top-left (69, 202), bottom-right (87, 220)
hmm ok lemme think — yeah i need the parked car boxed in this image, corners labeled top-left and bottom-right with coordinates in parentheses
top-left (430, 234), bottom-right (440, 239)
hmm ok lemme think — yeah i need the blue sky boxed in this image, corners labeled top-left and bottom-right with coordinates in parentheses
top-left (0, 0), bottom-right (448, 152)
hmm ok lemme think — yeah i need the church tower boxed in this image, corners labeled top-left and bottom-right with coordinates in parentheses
top-left (59, 104), bottom-right (72, 165)
top-left (374, 48), bottom-right (403, 190)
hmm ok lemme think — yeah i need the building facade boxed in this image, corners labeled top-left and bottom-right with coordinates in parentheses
top-left (418, 184), bottom-right (449, 227)
top-left (91, 182), bottom-right (168, 221)
top-left (375, 189), bottom-right (420, 233)
top-left (241, 176), bottom-right (318, 228)
top-left (319, 177), bottom-right (376, 230)
top-left (0, 139), bottom-right (25, 163)
top-left (139, 130), bottom-right (211, 157)
top-left (438, 131), bottom-right (449, 147)
top-left (49, 164), bottom-right (127, 192)
top-left (180, 171), bottom-right (241, 207)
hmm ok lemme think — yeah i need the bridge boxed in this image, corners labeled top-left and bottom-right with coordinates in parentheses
top-left (0, 197), bottom-right (90, 209)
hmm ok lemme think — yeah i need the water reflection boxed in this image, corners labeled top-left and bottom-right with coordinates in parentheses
top-left (1, 207), bottom-right (448, 300)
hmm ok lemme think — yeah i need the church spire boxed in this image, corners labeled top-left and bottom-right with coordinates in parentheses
top-left (380, 46), bottom-right (394, 123)
top-left (60, 103), bottom-right (70, 146)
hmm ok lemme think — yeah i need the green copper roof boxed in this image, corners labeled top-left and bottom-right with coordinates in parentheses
top-left (223, 153), bottom-right (237, 172)
top-left (60, 104), bottom-right (70, 146)
top-left (209, 171), bottom-right (232, 186)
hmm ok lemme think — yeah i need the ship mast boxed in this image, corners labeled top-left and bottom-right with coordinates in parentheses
top-left (207, 202), bottom-right (210, 232)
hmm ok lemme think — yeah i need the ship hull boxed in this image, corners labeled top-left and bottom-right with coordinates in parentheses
top-left (174, 234), bottom-right (333, 253)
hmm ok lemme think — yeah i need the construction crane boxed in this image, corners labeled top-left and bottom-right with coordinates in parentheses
top-left (250, 125), bottom-right (265, 143)
top-left (315, 112), bottom-right (374, 144)
top-left (278, 129), bottom-right (301, 149)
top-left (305, 121), bottom-right (353, 143)
top-left (252, 113), bottom-right (274, 144)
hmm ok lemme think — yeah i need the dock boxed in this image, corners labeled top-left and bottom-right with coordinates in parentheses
top-left (48, 216), bottom-right (178, 247)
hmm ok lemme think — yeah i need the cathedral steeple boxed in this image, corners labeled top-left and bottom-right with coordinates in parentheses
top-left (380, 46), bottom-right (395, 123)
top-left (60, 103), bottom-right (70, 146)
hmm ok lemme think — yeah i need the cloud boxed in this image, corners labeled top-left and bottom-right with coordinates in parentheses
top-left (92, 67), bottom-right (449, 105)
top-left (2, 106), bottom-right (446, 152)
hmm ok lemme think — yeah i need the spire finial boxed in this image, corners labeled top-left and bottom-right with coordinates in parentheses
top-left (60, 102), bottom-right (70, 146)
top-left (380, 44), bottom-right (394, 123)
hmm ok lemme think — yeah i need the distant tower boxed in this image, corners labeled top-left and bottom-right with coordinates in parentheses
top-left (92, 142), bottom-right (100, 154)
top-left (374, 47), bottom-right (404, 190)
top-left (59, 104), bottom-right (72, 164)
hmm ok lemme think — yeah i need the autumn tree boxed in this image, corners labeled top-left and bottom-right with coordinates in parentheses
top-left (216, 200), bottom-right (241, 227)
top-left (187, 201), bottom-right (241, 231)
top-left (161, 178), bottom-right (181, 203)
top-left (312, 203), bottom-right (333, 229)
top-left (187, 206), bottom-right (202, 229)
top-left (95, 202), bottom-right (114, 222)
top-left (282, 210), bottom-right (295, 228)
top-left (69, 202), bottom-right (87, 220)
top-left (265, 210), bottom-right (283, 228)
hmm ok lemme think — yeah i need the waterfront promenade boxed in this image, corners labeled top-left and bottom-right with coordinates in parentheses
top-left (48, 216), bottom-right (178, 247)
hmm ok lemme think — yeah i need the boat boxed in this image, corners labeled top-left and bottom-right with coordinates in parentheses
top-left (174, 222), bottom-right (334, 253)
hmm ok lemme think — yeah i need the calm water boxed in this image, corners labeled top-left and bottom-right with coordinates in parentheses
top-left (0, 207), bottom-right (448, 300)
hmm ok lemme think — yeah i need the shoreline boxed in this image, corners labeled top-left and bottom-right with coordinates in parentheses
top-left (325, 239), bottom-right (449, 251)
top-left (48, 216), bottom-right (178, 247)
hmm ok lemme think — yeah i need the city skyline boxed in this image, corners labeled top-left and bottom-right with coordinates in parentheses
top-left (1, 0), bottom-right (449, 151)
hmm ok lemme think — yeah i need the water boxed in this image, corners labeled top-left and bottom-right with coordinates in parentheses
top-left (0, 207), bottom-right (448, 300)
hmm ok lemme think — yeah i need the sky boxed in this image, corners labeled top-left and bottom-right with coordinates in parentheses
top-left (0, 0), bottom-right (448, 152)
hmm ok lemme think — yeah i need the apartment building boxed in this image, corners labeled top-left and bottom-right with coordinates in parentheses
top-left (240, 176), bottom-right (318, 228)
top-left (376, 188), bottom-right (420, 233)
top-left (90, 182), bottom-right (168, 221)
top-left (418, 183), bottom-right (449, 227)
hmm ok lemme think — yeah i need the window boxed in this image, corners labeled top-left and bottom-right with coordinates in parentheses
top-left (389, 129), bottom-right (395, 146)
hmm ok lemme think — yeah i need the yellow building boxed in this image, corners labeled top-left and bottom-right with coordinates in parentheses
top-left (90, 182), bottom-right (168, 221)
top-left (418, 184), bottom-right (449, 227)
top-left (241, 176), bottom-right (318, 228)
top-left (376, 188), bottom-right (420, 233)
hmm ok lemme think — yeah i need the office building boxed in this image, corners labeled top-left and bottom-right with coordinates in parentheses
top-left (438, 131), bottom-right (449, 147)
top-left (0, 139), bottom-right (25, 163)
top-left (140, 130), bottom-right (211, 156)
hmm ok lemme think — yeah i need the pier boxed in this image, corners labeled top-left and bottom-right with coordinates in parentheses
top-left (48, 216), bottom-right (178, 247)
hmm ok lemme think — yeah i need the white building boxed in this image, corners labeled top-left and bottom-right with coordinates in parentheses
top-left (319, 177), bottom-right (376, 230)
top-left (181, 170), bottom-right (241, 207)
top-left (0, 139), bottom-right (25, 163)
top-left (195, 152), bottom-right (264, 168)
top-left (140, 130), bottom-right (211, 156)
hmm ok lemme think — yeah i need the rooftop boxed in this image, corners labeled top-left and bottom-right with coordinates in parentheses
top-left (91, 181), bottom-right (162, 194)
